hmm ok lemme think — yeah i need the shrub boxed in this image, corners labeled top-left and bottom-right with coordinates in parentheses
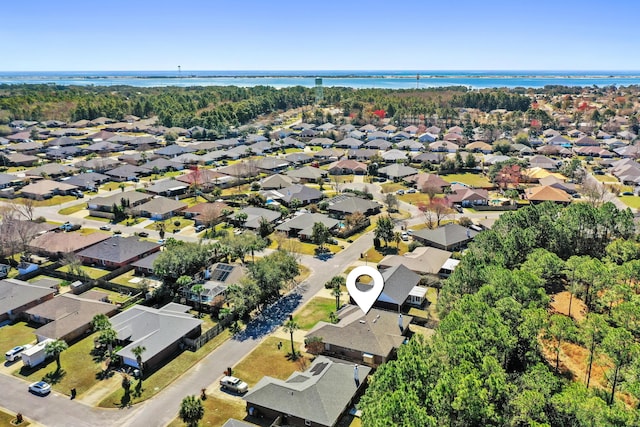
top-left (408, 241), bottom-right (423, 252)
top-left (373, 237), bottom-right (381, 248)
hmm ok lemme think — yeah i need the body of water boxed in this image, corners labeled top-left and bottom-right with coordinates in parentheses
top-left (1, 70), bottom-right (640, 89)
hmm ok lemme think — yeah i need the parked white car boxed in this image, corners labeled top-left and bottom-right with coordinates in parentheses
top-left (5, 344), bottom-right (32, 362)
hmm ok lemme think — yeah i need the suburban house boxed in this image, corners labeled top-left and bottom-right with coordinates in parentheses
top-left (378, 246), bottom-right (457, 278)
top-left (371, 264), bottom-right (424, 311)
top-left (87, 191), bottom-right (152, 217)
top-left (131, 251), bottom-right (161, 276)
top-left (181, 262), bottom-right (245, 309)
top-left (327, 159), bottom-right (367, 175)
top-left (326, 194), bottom-right (380, 218)
top-left (134, 197), bottom-right (187, 220)
top-left (110, 302), bottom-right (202, 371)
top-left (19, 180), bottom-right (78, 199)
top-left (24, 293), bottom-right (117, 343)
top-left (261, 184), bottom-right (324, 206)
top-left (306, 305), bottom-right (412, 367)
top-left (76, 236), bottom-right (161, 269)
top-left (29, 231), bottom-right (111, 259)
top-left (377, 163), bottom-right (419, 181)
top-left (235, 206), bottom-right (281, 230)
top-left (105, 164), bottom-right (148, 182)
top-left (285, 166), bottom-right (328, 183)
top-left (260, 174), bottom-right (298, 190)
top-left (244, 356), bottom-right (371, 427)
top-left (275, 213), bottom-right (340, 239)
top-left (254, 157), bottom-right (291, 173)
top-left (64, 172), bottom-right (110, 191)
top-left (405, 173), bottom-right (450, 192)
top-left (0, 279), bottom-right (56, 322)
top-left (524, 185), bottom-right (572, 204)
top-left (143, 180), bottom-right (189, 198)
top-left (183, 201), bottom-right (231, 226)
top-left (446, 188), bottom-right (489, 206)
top-left (412, 223), bottom-right (479, 251)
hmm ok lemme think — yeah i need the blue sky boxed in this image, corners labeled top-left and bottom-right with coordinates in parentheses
top-left (3, 0), bottom-right (639, 71)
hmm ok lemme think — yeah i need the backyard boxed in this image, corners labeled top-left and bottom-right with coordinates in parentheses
top-left (440, 172), bottom-right (492, 188)
top-left (0, 321), bottom-right (36, 353)
top-left (56, 264), bottom-right (109, 279)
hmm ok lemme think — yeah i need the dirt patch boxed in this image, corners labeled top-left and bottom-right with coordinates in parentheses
top-left (550, 291), bottom-right (587, 321)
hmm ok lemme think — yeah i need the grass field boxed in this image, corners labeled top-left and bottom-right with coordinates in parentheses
top-left (440, 173), bottom-right (492, 188)
top-left (294, 297), bottom-right (336, 330)
top-left (167, 395), bottom-right (246, 427)
top-left (594, 174), bottom-right (619, 183)
top-left (58, 203), bottom-right (87, 215)
top-left (232, 337), bottom-right (312, 387)
top-left (56, 265), bottom-right (109, 279)
top-left (380, 182), bottom-right (406, 193)
top-left (12, 196), bottom-right (77, 207)
top-left (99, 330), bottom-right (232, 408)
top-left (619, 195), bottom-right (640, 209)
top-left (0, 321), bottom-right (36, 352)
top-left (15, 332), bottom-right (102, 397)
top-left (93, 286), bottom-right (138, 304)
top-left (363, 241), bottom-right (409, 263)
top-left (144, 217), bottom-right (194, 231)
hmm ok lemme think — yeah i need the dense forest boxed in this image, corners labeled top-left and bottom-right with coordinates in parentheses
top-left (0, 84), bottom-right (530, 134)
top-left (360, 201), bottom-right (640, 426)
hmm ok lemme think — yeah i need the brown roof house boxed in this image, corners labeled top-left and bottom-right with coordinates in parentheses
top-left (29, 231), bottom-right (111, 259)
top-left (24, 293), bottom-right (117, 343)
top-left (19, 180), bottom-right (78, 200)
top-left (327, 159), bottom-right (367, 175)
top-left (0, 279), bottom-right (55, 322)
top-left (524, 185), bottom-right (572, 204)
top-left (306, 305), bottom-right (412, 367)
top-left (77, 236), bottom-right (161, 269)
top-left (244, 356), bottom-right (371, 427)
top-left (379, 246), bottom-right (457, 278)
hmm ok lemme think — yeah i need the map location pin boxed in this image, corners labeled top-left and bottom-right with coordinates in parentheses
top-left (346, 265), bottom-right (384, 315)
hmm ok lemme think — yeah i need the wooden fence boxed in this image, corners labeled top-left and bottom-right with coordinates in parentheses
top-left (184, 314), bottom-right (234, 351)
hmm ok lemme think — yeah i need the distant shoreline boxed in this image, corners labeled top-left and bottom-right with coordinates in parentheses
top-left (2, 71), bottom-right (640, 89)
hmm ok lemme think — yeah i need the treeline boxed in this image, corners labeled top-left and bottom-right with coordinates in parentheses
top-left (1, 83), bottom-right (532, 132)
top-left (361, 202), bottom-right (640, 426)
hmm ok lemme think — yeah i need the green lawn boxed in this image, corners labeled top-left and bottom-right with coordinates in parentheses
top-left (14, 332), bottom-right (103, 397)
top-left (232, 337), bottom-right (312, 387)
top-left (145, 217), bottom-right (194, 231)
top-left (13, 196), bottom-right (77, 207)
top-left (92, 286), bottom-right (137, 304)
top-left (294, 297), bottom-right (336, 330)
top-left (98, 329), bottom-right (231, 407)
top-left (167, 395), bottom-right (246, 427)
top-left (440, 173), bottom-right (492, 188)
top-left (594, 174), bottom-right (619, 183)
top-left (268, 236), bottom-right (342, 256)
top-left (58, 203), bottom-right (87, 215)
top-left (619, 196), bottom-right (640, 209)
top-left (364, 242), bottom-right (409, 263)
top-left (56, 265), bottom-right (109, 279)
top-left (85, 215), bottom-right (111, 222)
top-left (380, 182), bottom-right (406, 193)
top-left (0, 321), bottom-right (36, 352)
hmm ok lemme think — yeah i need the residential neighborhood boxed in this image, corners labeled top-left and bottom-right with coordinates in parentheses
top-left (1, 80), bottom-right (640, 427)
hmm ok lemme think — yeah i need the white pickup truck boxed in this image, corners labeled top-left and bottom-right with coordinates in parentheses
top-left (220, 376), bottom-right (249, 394)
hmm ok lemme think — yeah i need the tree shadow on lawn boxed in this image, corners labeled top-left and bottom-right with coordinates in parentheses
top-left (43, 368), bottom-right (66, 385)
top-left (233, 293), bottom-right (303, 342)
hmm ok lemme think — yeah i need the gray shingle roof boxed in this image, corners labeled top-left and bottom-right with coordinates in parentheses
top-left (111, 304), bottom-right (201, 364)
top-left (77, 236), bottom-right (160, 264)
top-left (379, 264), bottom-right (421, 305)
top-left (0, 279), bottom-right (55, 315)
top-left (244, 356), bottom-right (371, 427)
top-left (412, 223), bottom-right (478, 248)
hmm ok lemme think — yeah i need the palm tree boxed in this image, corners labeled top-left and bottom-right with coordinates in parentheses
top-left (283, 319), bottom-right (299, 360)
top-left (179, 395), bottom-right (204, 427)
top-left (393, 231), bottom-right (402, 249)
top-left (132, 345), bottom-right (146, 377)
top-left (331, 285), bottom-right (342, 311)
top-left (191, 284), bottom-right (204, 318)
top-left (98, 328), bottom-right (118, 354)
top-left (155, 221), bottom-right (166, 239)
top-left (90, 313), bottom-right (111, 332)
top-left (45, 339), bottom-right (68, 372)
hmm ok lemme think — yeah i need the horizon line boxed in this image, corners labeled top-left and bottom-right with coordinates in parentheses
top-left (2, 69), bottom-right (640, 73)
